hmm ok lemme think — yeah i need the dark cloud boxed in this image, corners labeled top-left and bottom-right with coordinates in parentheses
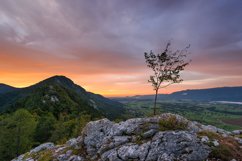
top-left (191, 48), bottom-right (242, 75)
top-left (0, 0), bottom-right (242, 95)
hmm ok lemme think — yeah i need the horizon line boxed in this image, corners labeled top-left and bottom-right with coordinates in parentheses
top-left (1, 75), bottom-right (242, 98)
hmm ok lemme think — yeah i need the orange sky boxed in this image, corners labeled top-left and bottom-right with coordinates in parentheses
top-left (1, 41), bottom-right (242, 97)
top-left (0, 1), bottom-right (242, 97)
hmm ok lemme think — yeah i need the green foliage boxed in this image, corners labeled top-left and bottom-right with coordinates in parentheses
top-left (37, 150), bottom-right (53, 161)
top-left (11, 83), bottom-right (101, 119)
top-left (0, 109), bottom-right (37, 160)
top-left (51, 117), bottom-right (77, 144)
top-left (23, 150), bottom-right (53, 161)
top-left (34, 113), bottom-right (56, 143)
top-left (0, 107), bottom-right (92, 161)
top-left (0, 76), bottom-right (124, 120)
top-left (50, 114), bottom-right (91, 144)
top-left (74, 114), bottom-right (91, 136)
top-left (0, 76), bottom-right (124, 160)
top-left (159, 116), bottom-right (187, 131)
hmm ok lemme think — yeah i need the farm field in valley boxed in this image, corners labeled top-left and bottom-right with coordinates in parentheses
top-left (121, 100), bottom-right (242, 131)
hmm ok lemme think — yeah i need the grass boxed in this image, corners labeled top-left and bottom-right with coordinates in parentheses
top-left (62, 146), bottom-right (81, 155)
top-left (23, 149), bottom-right (53, 161)
top-left (159, 115), bottom-right (188, 131)
top-left (135, 135), bottom-right (143, 145)
top-left (197, 130), bottom-right (220, 140)
top-left (38, 150), bottom-right (53, 161)
top-left (22, 146), bottom-right (82, 161)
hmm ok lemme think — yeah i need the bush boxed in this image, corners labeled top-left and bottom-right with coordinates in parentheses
top-left (159, 115), bottom-right (187, 131)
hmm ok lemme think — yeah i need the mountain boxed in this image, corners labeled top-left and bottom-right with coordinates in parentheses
top-left (0, 83), bottom-right (18, 94)
top-left (113, 86), bottom-right (242, 102)
top-left (0, 75), bottom-right (124, 119)
top-left (12, 113), bottom-right (242, 161)
top-left (169, 86), bottom-right (242, 101)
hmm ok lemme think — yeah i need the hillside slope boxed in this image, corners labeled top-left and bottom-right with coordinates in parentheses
top-left (0, 76), bottom-right (124, 119)
top-left (13, 113), bottom-right (242, 161)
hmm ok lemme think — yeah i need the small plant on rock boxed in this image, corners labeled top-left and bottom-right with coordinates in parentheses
top-left (159, 115), bottom-right (188, 131)
top-left (197, 131), bottom-right (221, 140)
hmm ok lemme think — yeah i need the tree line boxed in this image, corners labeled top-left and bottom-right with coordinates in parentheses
top-left (0, 109), bottom-right (91, 161)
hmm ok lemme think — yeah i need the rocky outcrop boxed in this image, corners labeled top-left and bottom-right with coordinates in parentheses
top-left (30, 143), bottom-right (55, 154)
top-left (12, 113), bottom-right (242, 161)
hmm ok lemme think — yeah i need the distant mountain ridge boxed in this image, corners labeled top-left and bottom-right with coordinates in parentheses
top-left (113, 86), bottom-right (242, 102)
top-left (0, 76), bottom-right (124, 119)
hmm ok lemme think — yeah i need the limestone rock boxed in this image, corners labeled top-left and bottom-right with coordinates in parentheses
top-left (232, 130), bottom-right (242, 135)
top-left (201, 136), bottom-right (209, 143)
top-left (30, 142), bottom-right (54, 153)
top-left (212, 140), bottom-right (219, 147)
top-left (12, 113), bottom-right (242, 161)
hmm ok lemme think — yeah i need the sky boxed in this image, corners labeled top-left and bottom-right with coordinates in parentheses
top-left (0, 0), bottom-right (242, 97)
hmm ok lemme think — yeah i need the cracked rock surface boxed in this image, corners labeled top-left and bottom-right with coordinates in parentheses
top-left (13, 113), bottom-right (242, 161)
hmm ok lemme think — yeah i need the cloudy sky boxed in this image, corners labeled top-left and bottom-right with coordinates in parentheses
top-left (0, 0), bottom-right (242, 96)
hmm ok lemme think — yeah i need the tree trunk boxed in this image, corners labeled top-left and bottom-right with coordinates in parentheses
top-left (153, 89), bottom-right (158, 115)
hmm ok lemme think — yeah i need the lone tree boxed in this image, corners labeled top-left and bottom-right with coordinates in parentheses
top-left (144, 42), bottom-right (190, 115)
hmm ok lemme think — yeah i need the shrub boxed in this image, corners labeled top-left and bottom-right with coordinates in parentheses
top-left (159, 116), bottom-right (187, 131)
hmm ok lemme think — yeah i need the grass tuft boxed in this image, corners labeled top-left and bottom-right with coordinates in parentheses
top-left (197, 131), bottom-right (220, 140)
top-left (159, 115), bottom-right (188, 131)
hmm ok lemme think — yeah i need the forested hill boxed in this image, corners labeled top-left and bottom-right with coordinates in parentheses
top-left (0, 76), bottom-right (125, 160)
top-left (0, 75), bottom-right (124, 119)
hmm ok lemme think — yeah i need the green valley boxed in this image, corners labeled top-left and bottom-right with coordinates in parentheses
top-left (121, 99), bottom-right (242, 131)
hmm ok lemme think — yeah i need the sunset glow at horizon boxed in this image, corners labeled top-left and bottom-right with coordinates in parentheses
top-left (1, 1), bottom-right (242, 97)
